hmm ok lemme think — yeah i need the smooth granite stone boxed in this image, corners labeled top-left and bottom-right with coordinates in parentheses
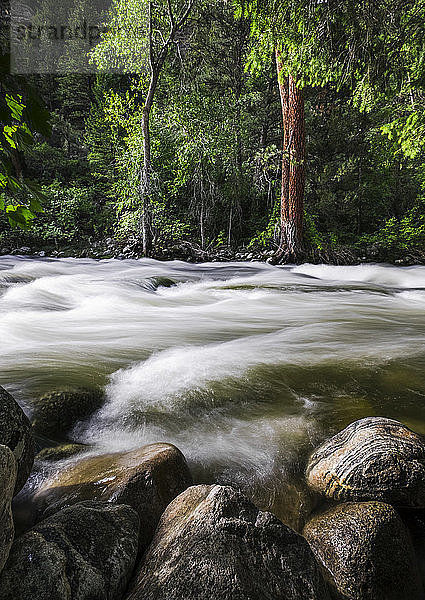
top-left (33, 442), bottom-right (193, 549)
top-left (303, 501), bottom-right (423, 600)
top-left (306, 417), bottom-right (425, 505)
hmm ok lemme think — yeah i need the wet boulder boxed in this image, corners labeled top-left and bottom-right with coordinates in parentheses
top-left (33, 442), bottom-right (192, 548)
top-left (303, 501), bottom-right (423, 600)
top-left (31, 388), bottom-right (104, 441)
top-left (0, 386), bottom-right (35, 494)
top-left (0, 445), bottom-right (17, 573)
top-left (306, 417), bottom-right (425, 505)
top-left (0, 501), bottom-right (139, 600)
top-left (126, 484), bottom-right (330, 600)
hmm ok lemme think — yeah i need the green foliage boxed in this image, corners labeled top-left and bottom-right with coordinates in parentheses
top-left (243, 0), bottom-right (424, 94)
top-left (25, 141), bottom-right (91, 184)
top-left (4, 1), bottom-right (425, 262)
top-left (248, 199), bottom-right (279, 249)
top-left (89, 0), bottom-right (149, 73)
top-left (382, 111), bottom-right (425, 159)
top-left (248, 203), bottom-right (330, 251)
top-left (358, 204), bottom-right (425, 254)
top-left (303, 212), bottom-right (327, 250)
top-left (0, 67), bottom-right (51, 228)
top-left (20, 182), bottom-right (111, 245)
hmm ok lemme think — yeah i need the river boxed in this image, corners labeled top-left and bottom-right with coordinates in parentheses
top-left (1, 256), bottom-right (425, 523)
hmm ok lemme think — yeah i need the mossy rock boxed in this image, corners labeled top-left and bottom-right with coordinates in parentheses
top-left (260, 476), bottom-right (317, 533)
top-left (36, 443), bottom-right (88, 463)
top-left (31, 388), bottom-right (105, 441)
top-left (0, 386), bottom-right (35, 495)
top-left (0, 501), bottom-right (139, 600)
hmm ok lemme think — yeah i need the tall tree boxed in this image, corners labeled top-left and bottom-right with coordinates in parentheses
top-left (275, 49), bottom-right (305, 259)
top-left (243, 0), bottom-right (425, 261)
top-left (92, 0), bottom-right (194, 255)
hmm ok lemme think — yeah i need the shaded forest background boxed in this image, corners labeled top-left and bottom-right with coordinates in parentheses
top-left (1, 0), bottom-right (425, 263)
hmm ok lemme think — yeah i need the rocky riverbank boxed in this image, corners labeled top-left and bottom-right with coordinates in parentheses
top-left (1, 385), bottom-right (425, 599)
top-left (2, 238), bottom-right (425, 266)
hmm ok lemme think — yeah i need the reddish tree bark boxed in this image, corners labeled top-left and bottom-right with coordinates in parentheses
top-left (275, 49), bottom-right (306, 261)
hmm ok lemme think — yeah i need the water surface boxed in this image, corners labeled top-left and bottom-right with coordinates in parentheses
top-left (1, 257), bottom-right (425, 523)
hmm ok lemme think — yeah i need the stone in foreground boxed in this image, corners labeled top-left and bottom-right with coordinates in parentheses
top-left (0, 501), bottom-right (139, 600)
top-left (0, 386), bottom-right (35, 495)
top-left (0, 445), bottom-right (16, 574)
top-left (303, 501), bottom-right (423, 600)
top-left (126, 484), bottom-right (330, 600)
top-left (34, 442), bottom-right (192, 547)
top-left (306, 417), bottom-right (425, 505)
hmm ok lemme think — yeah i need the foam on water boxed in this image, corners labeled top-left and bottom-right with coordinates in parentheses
top-left (293, 263), bottom-right (425, 288)
top-left (2, 256), bottom-right (425, 519)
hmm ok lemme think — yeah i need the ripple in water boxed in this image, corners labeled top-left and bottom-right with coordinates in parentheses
top-left (1, 257), bottom-right (425, 524)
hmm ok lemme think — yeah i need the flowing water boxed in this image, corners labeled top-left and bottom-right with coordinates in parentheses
top-left (1, 256), bottom-right (425, 524)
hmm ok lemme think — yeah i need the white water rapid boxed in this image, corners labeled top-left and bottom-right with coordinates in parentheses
top-left (1, 256), bottom-right (425, 521)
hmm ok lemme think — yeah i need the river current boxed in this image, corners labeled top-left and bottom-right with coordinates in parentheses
top-left (1, 256), bottom-right (425, 522)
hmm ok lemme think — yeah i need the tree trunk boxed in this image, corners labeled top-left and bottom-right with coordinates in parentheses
top-left (139, 60), bottom-right (160, 258)
top-left (275, 49), bottom-right (305, 262)
top-left (136, 0), bottom-right (194, 257)
top-left (137, 0), bottom-right (194, 257)
top-left (200, 194), bottom-right (205, 250)
top-left (228, 203), bottom-right (233, 247)
top-left (141, 106), bottom-right (153, 256)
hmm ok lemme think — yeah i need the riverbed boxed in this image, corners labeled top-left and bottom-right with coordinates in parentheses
top-left (1, 256), bottom-right (425, 522)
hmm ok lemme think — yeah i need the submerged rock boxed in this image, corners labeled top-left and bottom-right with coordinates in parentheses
top-left (303, 501), bottom-right (423, 600)
top-left (126, 484), bottom-right (330, 600)
top-left (31, 388), bottom-right (104, 441)
top-left (0, 386), bottom-right (35, 495)
top-left (0, 445), bottom-right (16, 574)
top-left (306, 417), bottom-right (425, 505)
top-left (33, 442), bottom-right (192, 548)
top-left (36, 443), bottom-right (87, 463)
top-left (0, 501), bottom-right (139, 600)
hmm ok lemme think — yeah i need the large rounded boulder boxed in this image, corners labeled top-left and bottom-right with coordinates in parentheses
top-left (126, 484), bottom-right (330, 600)
top-left (33, 442), bottom-right (192, 547)
top-left (0, 445), bottom-right (17, 573)
top-left (306, 417), bottom-right (425, 505)
top-left (0, 386), bottom-right (35, 495)
top-left (303, 501), bottom-right (423, 600)
top-left (0, 501), bottom-right (139, 600)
